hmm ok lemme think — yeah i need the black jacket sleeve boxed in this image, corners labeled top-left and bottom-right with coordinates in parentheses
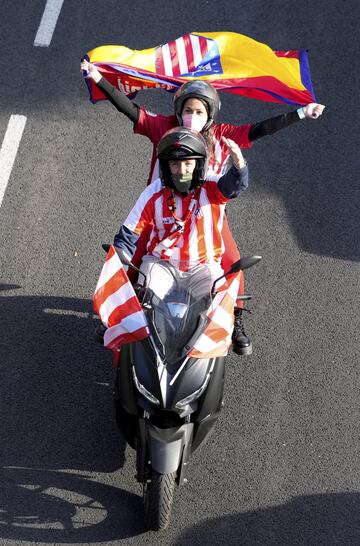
top-left (217, 164), bottom-right (249, 199)
top-left (96, 77), bottom-right (140, 123)
top-left (248, 110), bottom-right (301, 142)
top-left (113, 225), bottom-right (139, 259)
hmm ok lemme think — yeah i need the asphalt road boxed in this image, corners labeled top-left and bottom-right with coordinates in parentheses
top-left (0, 1), bottom-right (359, 545)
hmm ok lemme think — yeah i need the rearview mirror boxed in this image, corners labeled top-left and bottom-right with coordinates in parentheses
top-left (225, 255), bottom-right (262, 276)
top-left (211, 255), bottom-right (262, 296)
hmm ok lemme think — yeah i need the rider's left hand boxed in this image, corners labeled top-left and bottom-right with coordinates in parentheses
top-left (303, 103), bottom-right (325, 119)
top-left (221, 137), bottom-right (246, 169)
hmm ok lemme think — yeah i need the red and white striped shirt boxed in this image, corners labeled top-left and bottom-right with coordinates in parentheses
top-left (122, 178), bottom-right (230, 269)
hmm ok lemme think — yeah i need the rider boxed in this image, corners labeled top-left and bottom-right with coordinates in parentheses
top-left (81, 60), bottom-right (325, 354)
top-left (80, 60), bottom-right (325, 185)
top-left (112, 127), bottom-right (251, 352)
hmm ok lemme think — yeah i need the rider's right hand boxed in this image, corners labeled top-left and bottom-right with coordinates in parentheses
top-left (80, 60), bottom-right (102, 83)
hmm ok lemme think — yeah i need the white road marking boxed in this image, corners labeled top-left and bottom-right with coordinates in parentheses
top-left (0, 115), bottom-right (27, 208)
top-left (34, 0), bottom-right (64, 47)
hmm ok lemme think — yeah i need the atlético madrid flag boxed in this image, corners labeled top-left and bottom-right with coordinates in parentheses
top-left (189, 272), bottom-right (242, 359)
top-left (93, 246), bottom-right (149, 351)
top-left (83, 31), bottom-right (316, 106)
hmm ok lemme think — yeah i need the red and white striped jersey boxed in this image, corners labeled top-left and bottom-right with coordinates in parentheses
top-left (122, 178), bottom-right (230, 269)
top-left (134, 109), bottom-right (253, 184)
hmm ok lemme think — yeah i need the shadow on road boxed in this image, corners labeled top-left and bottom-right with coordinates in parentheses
top-left (0, 290), bottom-right (125, 472)
top-left (176, 492), bottom-right (360, 546)
top-left (0, 466), bottom-right (143, 543)
top-left (0, 288), bottom-right (147, 541)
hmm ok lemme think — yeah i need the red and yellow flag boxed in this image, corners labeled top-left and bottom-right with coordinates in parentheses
top-left (83, 31), bottom-right (316, 106)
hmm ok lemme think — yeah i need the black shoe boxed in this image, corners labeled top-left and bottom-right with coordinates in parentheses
top-left (95, 322), bottom-right (107, 344)
top-left (232, 308), bottom-right (252, 356)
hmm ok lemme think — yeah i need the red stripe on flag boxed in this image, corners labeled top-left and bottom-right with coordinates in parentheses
top-left (107, 295), bottom-right (143, 328)
top-left (155, 46), bottom-right (165, 75)
top-left (93, 266), bottom-right (129, 315)
top-left (218, 290), bottom-right (236, 311)
top-left (106, 326), bottom-right (149, 350)
top-left (274, 50), bottom-right (299, 59)
top-left (168, 40), bottom-right (180, 76)
top-left (183, 34), bottom-right (195, 71)
top-left (211, 75), bottom-right (315, 105)
top-left (105, 245), bottom-right (115, 261)
top-left (203, 321), bottom-right (230, 344)
top-left (198, 36), bottom-right (209, 60)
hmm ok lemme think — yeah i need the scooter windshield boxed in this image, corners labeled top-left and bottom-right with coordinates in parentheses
top-left (142, 261), bottom-right (213, 364)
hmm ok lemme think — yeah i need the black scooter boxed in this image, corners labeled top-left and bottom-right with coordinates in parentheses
top-left (105, 247), bottom-right (261, 530)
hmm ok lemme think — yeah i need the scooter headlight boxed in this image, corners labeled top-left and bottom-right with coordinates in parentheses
top-left (175, 373), bottom-right (211, 409)
top-left (132, 367), bottom-right (160, 406)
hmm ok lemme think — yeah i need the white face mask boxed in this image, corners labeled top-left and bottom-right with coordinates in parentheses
top-left (182, 113), bottom-right (207, 132)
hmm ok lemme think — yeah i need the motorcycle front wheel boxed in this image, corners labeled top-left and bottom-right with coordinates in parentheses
top-left (143, 470), bottom-right (176, 531)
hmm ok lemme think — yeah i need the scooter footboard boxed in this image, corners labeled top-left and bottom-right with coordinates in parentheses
top-left (148, 423), bottom-right (194, 477)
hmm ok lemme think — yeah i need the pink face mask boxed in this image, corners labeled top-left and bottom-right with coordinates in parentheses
top-left (182, 113), bottom-right (207, 132)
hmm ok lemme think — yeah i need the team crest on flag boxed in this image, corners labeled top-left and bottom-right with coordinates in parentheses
top-left (155, 34), bottom-right (223, 78)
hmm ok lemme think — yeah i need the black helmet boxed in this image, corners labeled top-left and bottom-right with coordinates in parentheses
top-left (174, 80), bottom-right (221, 132)
top-left (157, 127), bottom-right (209, 191)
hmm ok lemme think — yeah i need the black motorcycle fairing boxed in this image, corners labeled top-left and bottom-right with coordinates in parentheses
top-left (133, 347), bottom-right (217, 411)
top-left (195, 356), bottom-right (225, 423)
top-left (131, 338), bottom-right (164, 407)
top-left (114, 398), bottom-right (138, 449)
top-left (136, 418), bottom-right (147, 481)
top-left (135, 418), bottom-right (193, 484)
top-left (191, 356), bottom-right (225, 452)
top-left (116, 344), bottom-right (138, 416)
top-left (147, 422), bottom-right (194, 475)
top-left (165, 357), bottom-right (214, 409)
top-left (116, 338), bottom-right (163, 413)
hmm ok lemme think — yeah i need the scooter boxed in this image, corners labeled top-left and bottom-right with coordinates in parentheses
top-left (106, 247), bottom-right (261, 530)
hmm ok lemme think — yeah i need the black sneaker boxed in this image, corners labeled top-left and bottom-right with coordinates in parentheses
top-left (232, 308), bottom-right (252, 356)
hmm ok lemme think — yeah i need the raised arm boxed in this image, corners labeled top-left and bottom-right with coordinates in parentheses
top-left (217, 138), bottom-right (249, 198)
top-left (80, 59), bottom-right (139, 123)
top-left (248, 103), bottom-right (325, 142)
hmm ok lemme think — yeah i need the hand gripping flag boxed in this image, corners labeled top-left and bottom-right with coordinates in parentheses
top-left (93, 245), bottom-right (149, 351)
top-left (189, 272), bottom-right (242, 359)
top-left (83, 31), bottom-right (316, 106)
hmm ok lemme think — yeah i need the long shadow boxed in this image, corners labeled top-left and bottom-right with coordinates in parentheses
top-left (176, 492), bottom-right (360, 546)
top-left (0, 289), bottom-right (125, 472)
top-left (0, 288), bottom-right (147, 540)
top-left (0, 466), bottom-right (143, 543)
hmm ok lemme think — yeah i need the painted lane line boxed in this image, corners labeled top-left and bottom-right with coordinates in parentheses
top-left (34, 0), bottom-right (64, 47)
top-left (0, 115), bottom-right (27, 208)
